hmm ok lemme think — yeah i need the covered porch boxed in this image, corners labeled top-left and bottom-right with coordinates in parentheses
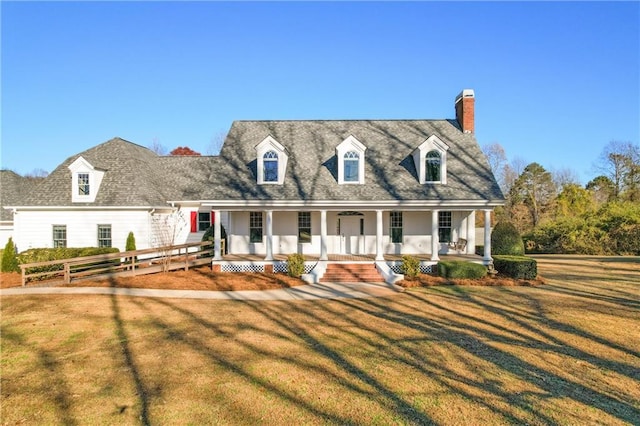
top-left (206, 206), bottom-right (495, 267)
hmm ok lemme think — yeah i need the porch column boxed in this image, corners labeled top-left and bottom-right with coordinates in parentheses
top-left (213, 209), bottom-right (222, 260)
top-left (467, 210), bottom-right (476, 255)
top-left (375, 210), bottom-right (384, 260)
top-left (483, 209), bottom-right (492, 262)
top-left (431, 210), bottom-right (440, 261)
top-left (320, 209), bottom-right (328, 261)
top-left (265, 210), bottom-right (273, 261)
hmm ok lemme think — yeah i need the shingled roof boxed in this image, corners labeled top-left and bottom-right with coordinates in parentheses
top-left (17, 138), bottom-right (215, 207)
top-left (0, 170), bottom-right (37, 221)
top-left (204, 119), bottom-right (504, 205)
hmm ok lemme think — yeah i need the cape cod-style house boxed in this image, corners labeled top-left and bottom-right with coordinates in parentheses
top-left (2, 90), bottom-right (504, 283)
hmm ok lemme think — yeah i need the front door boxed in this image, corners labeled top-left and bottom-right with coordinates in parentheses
top-left (339, 216), bottom-right (364, 254)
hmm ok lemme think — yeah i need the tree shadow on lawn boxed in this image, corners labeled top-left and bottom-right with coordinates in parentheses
top-left (101, 268), bottom-right (639, 424)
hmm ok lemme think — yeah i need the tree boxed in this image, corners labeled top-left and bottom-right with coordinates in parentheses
top-left (551, 167), bottom-right (580, 193)
top-left (482, 143), bottom-right (508, 191)
top-left (509, 162), bottom-right (556, 229)
top-left (150, 209), bottom-right (187, 271)
top-left (24, 168), bottom-right (49, 179)
top-left (593, 140), bottom-right (640, 200)
top-left (1, 238), bottom-right (20, 272)
top-left (491, 221), bottom-right (525, 255)
top-left (586, 175), bottom-right (615, 205)
top-left (170, 146), bottom-right (201, 156)
top-left (555, 183), bottom-right (593, 218)
top-left (206, 130), bottom-right (227, 155)
top-left (149, 138), bottom-right (167, 155)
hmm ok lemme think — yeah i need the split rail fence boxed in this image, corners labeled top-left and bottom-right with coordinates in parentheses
top-left (19, 241), bottom-right (219, 287)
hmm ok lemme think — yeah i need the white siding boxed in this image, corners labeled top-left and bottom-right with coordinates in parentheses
top-left (13, 210), bottom-right (152, 252)
top-left (0, 224), bottom-right (13, 248)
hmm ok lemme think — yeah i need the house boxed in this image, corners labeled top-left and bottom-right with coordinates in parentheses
top-left (3, 89), bottom-right (504, 282)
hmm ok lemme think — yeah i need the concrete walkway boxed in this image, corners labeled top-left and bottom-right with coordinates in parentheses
top-left (0, 281), bottom-right (404, 301)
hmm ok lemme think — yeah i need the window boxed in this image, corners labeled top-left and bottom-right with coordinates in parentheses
top-left (438, 211), bottom-right (452, 243)
top-left (263, 151), bottom-right (278, 182)
top-left (198, 212), bottom-right (211, 231)
top-left (256, 136), bottom-right (288, 185)
top-left (390, 211), bottom-right (403, 243)
top-left (298, 212), bottom-right (311, 243)
top-left (336, 135), bottom-right (366, 184)
top-left (250, 212), bottom-right (263, 243)
top-left (344, 151), bottom-right (360, 182)
top-left (413, 135), bottom-right (448, 184)
top-left (426, 151), bottom-right (441, 182)
top-left (98, 224), bottom-right (112, 248)
top-left (53, 225), bottom-right (67, 248)
top-left (78, 173), bottom-right (90, 195)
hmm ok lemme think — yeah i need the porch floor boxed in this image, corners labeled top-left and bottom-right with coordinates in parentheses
top-left (217, 253), bottom-right (483, 262)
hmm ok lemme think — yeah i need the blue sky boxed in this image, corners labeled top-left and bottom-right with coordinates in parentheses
top-left (2, 1), bottom-right (638, 184)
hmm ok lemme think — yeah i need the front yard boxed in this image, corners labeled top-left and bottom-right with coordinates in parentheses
top-left (1, 256), bottom-right (638, 424)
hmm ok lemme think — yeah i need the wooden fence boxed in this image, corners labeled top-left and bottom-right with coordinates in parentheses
top-left (19, 241), bottom-right (220, 287)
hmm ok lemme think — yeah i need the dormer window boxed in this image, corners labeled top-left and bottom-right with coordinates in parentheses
top-left (336, 135), bottom-right (366, 184)
top-left (413, 135), bottom-right (448, 184)
top-left (263, 151), bottom-right (278, 182)
top-left (256, 136), bottom-right (288, 185)
top-left (344, 151), bottom-right (360, 182)
top-left (68, 156), bottom-right (105, 203)
top-left (78, 173), bottom-right (90, 195)
top-left (425, 150), bottom-right (441, 182)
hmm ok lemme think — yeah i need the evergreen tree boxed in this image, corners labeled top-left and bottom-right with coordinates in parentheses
top-left (1, 238), bottom-right (20, 273)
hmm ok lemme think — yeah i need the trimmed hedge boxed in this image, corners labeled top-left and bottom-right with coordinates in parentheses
top-left (493, 255), bottom-right (537, 280)
top-left (438, 261), bottom-right (487, 279)
top-left (491, 221), bottom-right (525, 256)
top-left (18, 247), bottom-right (120, 276)
top-left (287, 253), bottom-right (305, 278)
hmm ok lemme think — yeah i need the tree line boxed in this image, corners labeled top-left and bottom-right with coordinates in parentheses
top-left (483, 140), bottom-right (640, 255)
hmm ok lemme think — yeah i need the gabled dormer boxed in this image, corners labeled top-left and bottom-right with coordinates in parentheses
top-left (336, 135), bottom-right (366, 184)
top-left (68, 156), bottom-right (105, 203)
top-left (255, 135), bottom-right (288, 185)
top-left (413, 135), bottom-right (449, 184)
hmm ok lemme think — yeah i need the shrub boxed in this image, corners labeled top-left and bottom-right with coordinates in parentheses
top-left (18, 247), bottom-right (120, 278)
top-left (1, 238), bottom-right (20, 272)
top-left (438, 261), bottom-right (487, 279)
top-left (493, 255), bottom-right (537, 280)
top-left (401, 255), bottom-right (420, 279)
top-left (287, 253), bottom-right (305, 278)
top-left (491, 221), bottom-right (525, 256)
top-left (125, 231), bottom-right (137, 252)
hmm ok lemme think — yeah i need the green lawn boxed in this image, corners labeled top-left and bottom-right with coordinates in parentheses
top-left (2, 256), bottom-right (639, 425)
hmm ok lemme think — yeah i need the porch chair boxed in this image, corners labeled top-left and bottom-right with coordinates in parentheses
top-left (448, 238), bottom-right (467, 253)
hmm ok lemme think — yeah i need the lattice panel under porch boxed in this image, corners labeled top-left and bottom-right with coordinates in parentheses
top-left (273, 262), bottom-right (316, 274)
top-left (388, 263), bottom-right (434, 274)
top-left (220, 263), bottom-right (265, 273)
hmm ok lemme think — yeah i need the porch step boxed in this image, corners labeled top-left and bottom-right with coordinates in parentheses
top-left (320, 263), bottom-right (384, 283)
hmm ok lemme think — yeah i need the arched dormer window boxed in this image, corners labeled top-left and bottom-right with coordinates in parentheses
top-left (263, 150), bottom-right (278, 182)
top-left (336, 135), bottom-right (366, 184)
top-left (425, 150), bottom-right (441, 182)
top-left (255, 136), bottom-right (288, 185)
top-left (413, 135), bottom-right (448, 184)
top-left (344, 151), bottom-right (360, 182)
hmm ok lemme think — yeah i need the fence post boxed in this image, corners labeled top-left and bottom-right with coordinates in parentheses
top-left (64, 263), bottom-right (70, 284)
top-left (21, 266), bottom-right (26, 287)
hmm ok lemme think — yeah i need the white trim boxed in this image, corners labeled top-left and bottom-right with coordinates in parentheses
top-left (255, 135), bottom-right (288, 185)
top-left (197, 200), bottom-right (503, 210)
top-left (413, 135), bottom-right (449, 184)
top-left (336, 135), bottom-right (366, 185)
top-left (68, 156), bottom-right (105, 203)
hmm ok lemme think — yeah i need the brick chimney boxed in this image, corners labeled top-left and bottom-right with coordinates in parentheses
top-left (455, 89), bottom-right (475, 133)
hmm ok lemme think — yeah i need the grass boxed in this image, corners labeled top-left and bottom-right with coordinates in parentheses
top-left (1, 255), bottom-right (639, 425)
